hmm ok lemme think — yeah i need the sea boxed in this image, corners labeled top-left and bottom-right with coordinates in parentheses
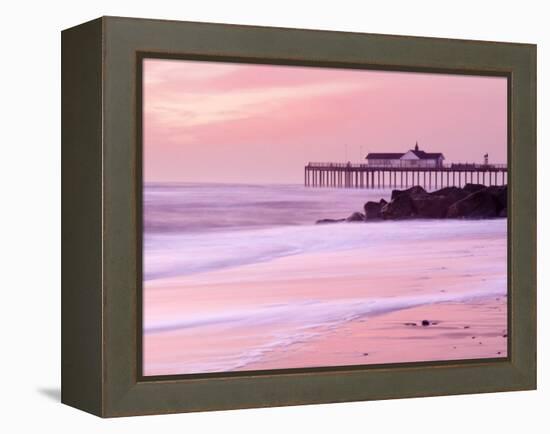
top-left (142, 183), bottom-right (507, 375)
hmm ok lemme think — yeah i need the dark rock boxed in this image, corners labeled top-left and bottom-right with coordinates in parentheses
top-left (463, 183), bottom-right (486, 194)
top-left (316, 218), bottom-right (345, 224)
top-left (391, 185), bottom-right (427, 201)
top-left (406, 186), bottom-right (469, 219)
top-left (381, 193), bottom-right (416, 219)
top-left (430, 186), bottom-right (469, 204)
top-left (346, 212), bottom-right (365, 222)
top-left (411, 193), bottom-right (452, 218)
top-left (485, 185), bottom-right (507, 211)
top-left (383, 186), bottom-right (455, 219)
top-left (383, 185), bottom-right (472, 219)
top-left (446, 189), bottom-right (501, 219)
top-left (421, 320), bottom-right (430, 326)
top-left (364, 201), bottom-right (383, 220)
top-left (331, 184), bottom-right (507, 224)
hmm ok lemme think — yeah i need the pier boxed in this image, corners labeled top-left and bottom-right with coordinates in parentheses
top-left (304, 162), bottom-right (508, 189)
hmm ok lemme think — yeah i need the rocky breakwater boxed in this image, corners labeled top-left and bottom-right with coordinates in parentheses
top-left (316, 184), bottom-right (507, 224)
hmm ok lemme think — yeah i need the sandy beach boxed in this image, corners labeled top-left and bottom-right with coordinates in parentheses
top-left (143, 213), bottom-right (507, 376)
top-left (245, 296), bottom-right (507, 371)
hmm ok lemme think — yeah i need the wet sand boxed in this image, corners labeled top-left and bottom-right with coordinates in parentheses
top-left (143, 226), bottom-right (507, 376)
top-left (245, 296), bottom-right (508, 371)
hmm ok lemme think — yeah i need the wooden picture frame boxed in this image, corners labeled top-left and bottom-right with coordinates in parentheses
top-left (61, 16), bottom-right (536, 417)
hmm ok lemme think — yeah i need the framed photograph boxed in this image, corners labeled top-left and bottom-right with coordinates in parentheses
top-left (62, 16), bottom-right (536, 417)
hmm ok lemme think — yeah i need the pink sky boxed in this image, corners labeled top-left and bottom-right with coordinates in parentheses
top-left (143, 59), bottom-right (507, 184)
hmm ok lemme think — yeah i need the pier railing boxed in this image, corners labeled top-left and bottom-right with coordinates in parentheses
top-left (304, 161), bottom-right (507, 189)
top-left (307, 162), bottom-right (507, 170)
